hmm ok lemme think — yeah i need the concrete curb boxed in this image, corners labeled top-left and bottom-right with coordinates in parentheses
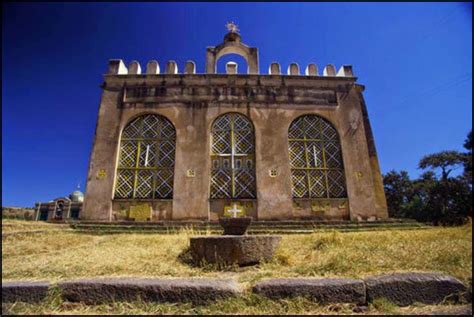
top-left (2, 281), bottom-right (50, 303)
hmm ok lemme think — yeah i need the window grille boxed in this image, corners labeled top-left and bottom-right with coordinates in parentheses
top-left (288, 115), bottom-right (347, 198)
top-left (114, 114), bottom-right (176, 199)
top-left (210, 113), bottom-right (256, 199)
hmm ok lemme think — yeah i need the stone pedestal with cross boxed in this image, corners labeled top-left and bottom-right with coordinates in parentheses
top-left (189, 208), bottom-right (281, 267)
top-left (189, 235), bottom-right (281, 267)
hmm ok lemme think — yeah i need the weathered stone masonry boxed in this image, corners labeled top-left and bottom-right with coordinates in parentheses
top-left (83, 30), bottom-right (388, 221)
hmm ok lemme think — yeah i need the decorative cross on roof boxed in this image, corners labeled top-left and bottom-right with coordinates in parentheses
top-left (226, 21), bottom-right (239, 34)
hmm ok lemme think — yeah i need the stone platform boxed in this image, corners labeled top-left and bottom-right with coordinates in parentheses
top-left (190, 235), bottom-right (281, 266)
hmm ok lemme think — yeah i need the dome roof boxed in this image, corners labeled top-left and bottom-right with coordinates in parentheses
top-left (69, 190), bottom-right (84, 203)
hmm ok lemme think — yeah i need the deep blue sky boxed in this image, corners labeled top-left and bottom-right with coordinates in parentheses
top-left (2, 2), bottom-right (472, 207)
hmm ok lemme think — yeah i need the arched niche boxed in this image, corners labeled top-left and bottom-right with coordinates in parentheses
top-left (206, 32), bottom-right (259, 74)
top-left (216, 53), bottom-right (249, 74)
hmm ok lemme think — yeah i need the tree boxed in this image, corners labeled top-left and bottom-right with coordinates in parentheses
top-left (383, 133), bottom-right (472, 226)
top-left (406, 171), bottom-right (436, 221)
top-left (383, 170), bottom-right (414, 218)
top-left (417, 148), bottom-right (472, 225)
top-left (418, 150), bottom-right (466, 182)
top-left (464, 130), bottom-right (472, 151)
top-left (463, 130), bottom-right (472, 182)
top-left (423, 177), bottom-right (472, 225)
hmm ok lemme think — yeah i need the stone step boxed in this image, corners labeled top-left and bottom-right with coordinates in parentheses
top-left (71, 222), bottom-right (428, 232)
top-left (73, 226), bottom-right (433, 235)
top-left (70, 218), bottom-right (419, 226)
top-left (71, 219), bottom-right (423, 227)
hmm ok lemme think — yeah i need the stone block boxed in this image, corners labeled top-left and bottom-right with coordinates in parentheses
top-left (226, 62), bottom-right (238, 74)
top-left (305, 63), bottom-right (318, 76)
top-left (58, 278), bottom-right (239, 305)
top-left (287, 63), bottom-right (300, 75)
top-left (323, 64), bottom-right (336, 76)
top-left (146, 60), bottom-right (160, 74)
top-left (190, 235), bottom-right (281, 266)
top-left (2, 281), bottom-right (50, 303)
top-left (269, 62), bottom-right (281, 75)
top-left (219, 216), bottom-right (251, 235)
top-left (108, 59), bottom-right (127, 75)
top-left (364, 272), bottom-right (468, 306)
top-left (166, 60), bottom-right (178, 74)
top-left (184, 61), bottom-right (196, 74)
top-left (128, 61), bottom-right (141, 75)
top-left (252, 278), bottom-right (366, 304)
top-left (337, 65), bottom-right (353, 77)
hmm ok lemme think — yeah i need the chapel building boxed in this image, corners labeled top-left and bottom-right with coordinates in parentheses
top-left (35, 187), bottom-right (84, 221)
top-left (82, 26), bottom-right (388, 222)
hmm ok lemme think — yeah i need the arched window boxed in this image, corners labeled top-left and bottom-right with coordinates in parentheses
top-left (210, 113), bottom-right (256, 199)
top-left (288, 115), bottom-right (347, 198)
top-left (114, 114), bottom-right (176, 199)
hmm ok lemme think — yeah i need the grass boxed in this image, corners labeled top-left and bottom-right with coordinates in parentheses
top-left (2, 219), bottom-right (472, 315)
top-left (2, 219), bottom-right (69, 233)
top-left (2, 291), bottom-right (472, 315)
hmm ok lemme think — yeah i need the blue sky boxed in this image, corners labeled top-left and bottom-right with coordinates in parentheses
top-left (2, 2), bottom-right (472, 207)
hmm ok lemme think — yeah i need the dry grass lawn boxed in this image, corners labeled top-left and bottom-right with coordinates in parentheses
top-left (2, 219), bottom-right (472, 315)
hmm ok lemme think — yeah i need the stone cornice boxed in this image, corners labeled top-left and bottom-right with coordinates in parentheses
top-left (102, 74), bottom-right (358, 108)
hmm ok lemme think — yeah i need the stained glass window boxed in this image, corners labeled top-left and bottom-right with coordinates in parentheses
top-left (114, 114), bottom-right (176, 199)
top-left (288, 115), bottom-right (347, 198)
top-left (210, 113), bottom-right (256, 199)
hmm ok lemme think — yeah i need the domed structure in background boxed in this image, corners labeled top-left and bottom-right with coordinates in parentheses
top-left (69, 188), bottom-right (84, 203)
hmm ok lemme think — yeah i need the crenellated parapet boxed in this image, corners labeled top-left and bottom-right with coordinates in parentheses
top-left (107, 59), bottom-right (355, 78)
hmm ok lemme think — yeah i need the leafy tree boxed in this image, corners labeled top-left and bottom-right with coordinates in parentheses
top-left (418, 150), bottom-right (466, 182)
top-left (383, 170), bottom-right (414, 218)
top-left (383, 131), bottom-right (473, 225)
top-left (463, 130), bottom-right (472, 182)
top-left (406, 171), bottom-right (436, 221)
top-left (464, 130), bottom-right (472, 151)
top-left (423, 177), bottom-right (472, 225)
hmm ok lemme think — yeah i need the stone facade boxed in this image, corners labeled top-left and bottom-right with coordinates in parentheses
top-left (83, 30), bottom-right (388, 221)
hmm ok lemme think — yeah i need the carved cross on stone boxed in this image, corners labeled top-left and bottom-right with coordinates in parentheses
top-left (228, 203), bottom-right (242, 218)
top-left (226, 21), bottom-right (239, 33)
